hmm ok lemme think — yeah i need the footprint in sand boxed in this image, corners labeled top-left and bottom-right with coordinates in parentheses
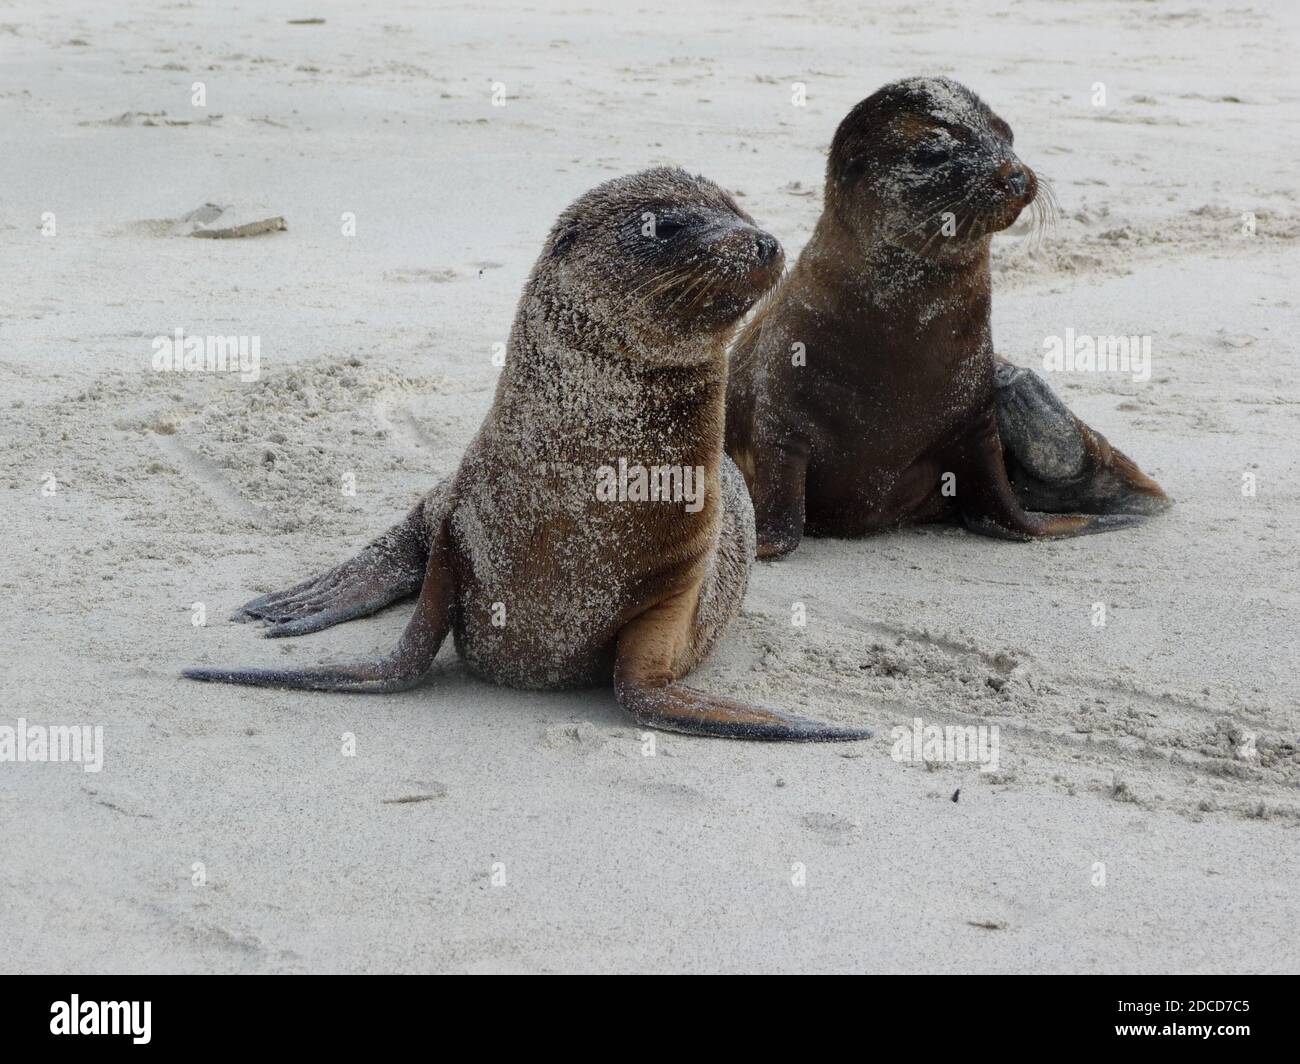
top-left (801, 811), bottom-right (863, 845)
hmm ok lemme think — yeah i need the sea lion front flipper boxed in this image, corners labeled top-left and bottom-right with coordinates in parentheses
top-left (183, 522), bottom-right (455, 693)
top-left (613, 593), bottom-right (871, 742)
top-left (993, 362), bottom-right (1171, 517)
top-left (952, 410), bottom-right (1148, 541)
top-left (233, 500), bottom-right (433, 638)
top-left (749, 435), bottom-right (810, 559)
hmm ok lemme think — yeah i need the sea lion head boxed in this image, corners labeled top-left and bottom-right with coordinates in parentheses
top-left (534, 167), bottom-right (785, 362)
top-left (826, 76), bottom-right (1039, 261)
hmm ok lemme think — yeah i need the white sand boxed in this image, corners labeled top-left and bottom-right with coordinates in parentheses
top-left (2, 0), bottom-right (1298, 973)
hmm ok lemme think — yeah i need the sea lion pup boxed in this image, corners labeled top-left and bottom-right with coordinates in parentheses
top-left (726, 77), bottom-right (1170, 557)
top-left (185, 168), bottom-right (870, 742)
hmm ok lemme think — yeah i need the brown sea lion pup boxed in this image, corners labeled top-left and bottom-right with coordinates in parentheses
top-left (184, 168), bottom-right (870, 742)
top-left (726, 76), bottom-right (1170, 557)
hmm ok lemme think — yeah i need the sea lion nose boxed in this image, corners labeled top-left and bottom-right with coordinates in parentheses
top-left (753, 231), bottom-right (782, 266)
top-left (999, 163), bottom-right (1035, 201)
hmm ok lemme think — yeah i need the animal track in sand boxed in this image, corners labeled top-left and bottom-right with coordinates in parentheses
top-left (79, 111), bottom-right (223, 128)
top-left (152, 433), bottom-right (268, 525)
top-left (720, 607), bottom-right (1298, 823)
top-left (372, 396), bottom-right (440, 454)
top-left (385, 267), bottom-right (459, 284)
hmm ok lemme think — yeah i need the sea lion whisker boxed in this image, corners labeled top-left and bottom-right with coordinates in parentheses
top-left (627, 267), bottom-right (690, 301)
top-left (635, 274), bottom-right (689, 317)
top-left (1036, 174), bottom-right (1061, 223)
top-left (675, 278), bottom-right (711, 313)
top-left (918, 188), bottom-right (980, 253)
top-left (1033, 198), bottom-right (1053, 250)
top-left (687, 278), bottom-right (725, 313)
top-left (667, 272), bottom-right (711, 312)
top-left (628, 268), bottom-right (696, 315)
top-left (1028, 175), bottom-right (1060, 250)
top-left (896, 190), bottom-right (974, 242)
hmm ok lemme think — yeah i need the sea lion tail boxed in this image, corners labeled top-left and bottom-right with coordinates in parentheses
top-left (184, 523), bottom-right (455, 694)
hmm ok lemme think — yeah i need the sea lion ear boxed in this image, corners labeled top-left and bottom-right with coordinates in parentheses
top-left (551, 225), bottom-right (579, 259)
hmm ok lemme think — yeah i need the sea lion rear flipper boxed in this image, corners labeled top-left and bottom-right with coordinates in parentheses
top-left (613, 596), bottom-right (871, 742)
top-left (233, 499), bottom-right (434, 638)
top-left (993, 362), bottom-right (1171, 517)
top-left (963, 510), bottom-right (1145, 541)
top-left (183, 522), bottom-right (455, 693)
top-left (953, 410), bottom-right (1149, 540)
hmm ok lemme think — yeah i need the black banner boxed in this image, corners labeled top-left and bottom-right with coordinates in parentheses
top-left (4, 975), bottom-right (1292, 1050)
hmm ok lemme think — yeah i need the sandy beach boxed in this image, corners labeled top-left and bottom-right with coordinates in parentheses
top-left (2, 0), bottom-right (1298, 973)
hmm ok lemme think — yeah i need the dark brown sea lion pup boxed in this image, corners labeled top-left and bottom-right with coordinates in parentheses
top-left (726, 77), bottom-right (1169, 557)
top-left (185, 168), bottom-right (869, 742)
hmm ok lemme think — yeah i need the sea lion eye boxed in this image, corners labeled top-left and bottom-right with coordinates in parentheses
top-left (912, 142), bottom-right (951, 167)
top-left (551, 226), bottom-right (579, 258)
top-left (653, 217), bottom-right (687, 240)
